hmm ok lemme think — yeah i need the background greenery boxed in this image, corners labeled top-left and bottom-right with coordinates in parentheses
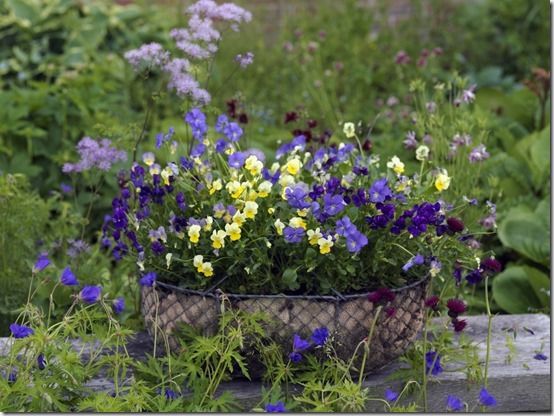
top-left (0, 0), bottom-right (550, 334)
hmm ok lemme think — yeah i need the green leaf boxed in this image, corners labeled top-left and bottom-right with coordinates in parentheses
top-left (525, 266), bottom-right (550, 308)
top-left (7, 0), bottom-right (40, 26)
top-left (492, 266), bottom-right (543, 313)
top-left (282, 268), bottom-right (299, 291)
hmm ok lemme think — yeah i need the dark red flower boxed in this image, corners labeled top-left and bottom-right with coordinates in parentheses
top-left (367, 291), bottom-right (381, 303)
top-left (285, 111), bottom-right (299, 124)
top-left (424, 295), bottom-right (440, 311)
top-left (362, 139), bottom-right (372, 152)
top-left (446, 298), bottom-right (466, 318)
top-left (446, 217), bottom-right (465, 233)
top-left (238, 113), bottom-right (248, 124)
top-left (452, 318), bottom-right (467, 333)
top-left (378, 287), bottom-right (396, 303)
top-left (481, 257), bottom-right (502, 274)
top-left (226, 99), bottom-right (238, 118)
top-left (384, 306), bottom-right (396, 318)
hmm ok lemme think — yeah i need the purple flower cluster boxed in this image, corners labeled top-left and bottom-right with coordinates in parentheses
top-left (124, 42), bottom-right (170, 71)
top-left (62, 137), bottom-right (127, 173)
top-left (468, 144), bottom-right (490, 163)
top-left (391, 202), bottom-right (445, 237)
top-left (235, 52), bottom-right (254, 68)
top-left (336, 216), bottom-right (368, 253)
top-left (215, 114), bottom-right (243, 142)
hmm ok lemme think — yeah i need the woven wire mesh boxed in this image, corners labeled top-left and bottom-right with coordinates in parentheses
top-left (141, 278), bottom-right (428, 378)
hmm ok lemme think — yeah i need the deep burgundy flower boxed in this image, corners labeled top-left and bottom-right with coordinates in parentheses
top-left (481, 257), bottom-right (502, 274)
top-left (384, 307), bottom-right (396, 318)
top-left (238, 113), bottom-right (248, 124)
top-left (367, 291), bottom-right (381, 303)
top-left (452, 318), bottom-right (467, 333)
top-left (362, 139), bottom-right (372, 152)
top-left (378, 287), bottom-right (396, 303)
top-left (446, 299), bottom-right (466, 318)
top-left (284, 111), bottom-right (299, 124)
top-left (446, 217), bottom-right (465, 233)
top-left (307, 119), bottom-right (317, 129)
top-left (424, 295), bottom-right (440, 311)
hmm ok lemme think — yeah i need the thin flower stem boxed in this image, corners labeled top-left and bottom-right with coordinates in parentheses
top-left (422, 310), bottom-right (429, 412)
top-left (484, 275), bottom-right (492, 386)
top-left (358, 305), bottom-right (382, 387)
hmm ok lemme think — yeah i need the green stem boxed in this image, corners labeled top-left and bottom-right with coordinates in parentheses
top-left (422, 310), bottom-right (429, 411)
top-left (484, 275), bottom-right (492, 385)
top-left (358, 305), bottom-right (382, 387)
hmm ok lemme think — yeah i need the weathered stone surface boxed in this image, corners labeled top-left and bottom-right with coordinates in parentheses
top-left (1, 314), bottom-right (550, 412)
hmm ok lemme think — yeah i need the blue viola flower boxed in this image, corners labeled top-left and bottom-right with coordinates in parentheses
top-left (369, 178), bottom-right (392, 203)
top-left (285, 184), bottom-right (311, 209)
top-left (276, 135), bottom-right (306, 159)
top-left (32, 253), bottom-right (50, 274)
top-left (215, 114), bottom-right (229, 133)
top-left (283, 227), bottom-right (305, 243)
top-left (478, 388), bottom-right (497, 407)
top-left (345, 230), bottom-right (368, 253)
top-left (311, 327), bottom-right (329, 346)
top-left (7, 370), bottom-right (17, 383)
top-left (151, 240), bottom-right (165, 256)
top-left (164, 388), bottom-right (178, 400)
top-left (180, 156), bottom-right (194, 171)
top-left (60, 267), bottom-right (79, 286)
top-left (112, 297), bottom-right (125, 315)
top-left (215, 138), bottom-right (229, 153)
top-left (534, 353), bottom-right (548, 361)
top-left (176, 192), bottom-right (187, 211)
top-left (184, 108), bottom-right (207, 141)
top-left (465, 269), bottom-right (483, 285)
top-left (37, 354), bottom-right (47, 370)
top-left (384, 389), bottom-right (399, 402)
top-left (446, 394), bottom-right (464, 411)
top-left (223, 122), bottom-right (243, 142)
top-left (265, 401), bottom-right (286, 412)
top-left (425, 351), bottom-right (443, 376)
top-left (402, 254), bottom-right (425, 272)
top-left (79, 285), bottom-right (102, 304)
top-left (335, 216), bottom-right (355, 236)
top-left (323, 194), bottom-right (346, 216)
top-left (9, 323), bottom-right (34, 339)
top-left (140, 272), bottom-right (157, 287)
top-left (190, 143), bottom-right (206, 158)
top-left (228, 151), bottom-right (246, 169)
top-left (262, 167), bottom-right (280, 184)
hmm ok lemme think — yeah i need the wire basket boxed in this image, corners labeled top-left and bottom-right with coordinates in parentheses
top-left (141, 277), bottom-right (429, 379)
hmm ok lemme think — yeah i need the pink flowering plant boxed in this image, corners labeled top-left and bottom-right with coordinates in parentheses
top-left (103, 105), bottom-right (485, 295)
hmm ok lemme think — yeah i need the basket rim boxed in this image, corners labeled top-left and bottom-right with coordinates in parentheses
top-left (151, 274), bottom-right (429, 301)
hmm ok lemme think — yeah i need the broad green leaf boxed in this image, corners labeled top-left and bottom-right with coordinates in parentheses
top-left (492, 266), bottom-right (543, 313)
top-left (282, 268), bottom-right (299, 291)
top-left (525, 266), bottom-right (550, 308)
top-left (7, 0), bottom-right (40, 26)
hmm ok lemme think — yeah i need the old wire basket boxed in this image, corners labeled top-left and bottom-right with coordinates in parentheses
top-left (141, 277), bottom-right (429, 378)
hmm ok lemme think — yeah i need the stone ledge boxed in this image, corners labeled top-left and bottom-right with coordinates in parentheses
top-left (1, 314), bottom-right (550, 412)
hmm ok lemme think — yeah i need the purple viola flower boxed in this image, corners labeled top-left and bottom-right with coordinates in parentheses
top-left (335, 216), bottom-right (355, 236)
top-left (293, 334), bottom-right (310, 352)
top-left (37, 353), bottom-right (47, 370)
top-left (283, 226), bottom-right (305, 243)
top-left (402, 254), bottom-right (425, 272)
top-left (351, 188), bottom-right (368, 207)
top-left (112, 297), bottom-right (125, 315)
top-left (285, 184), bottom-right (311, 209)
top-left (468, 144), bottom-right (490, 163)
top-left (262, 167), bottom-right (280, 184)
top-left (323, 194), bottom-right (347, 216)
top-left (9, 323), bottom-right (34, 339)
top-left (7, 370), bottom-right (17, 383)
top-left (223, 122), bottom-right (243, 142)
top-left (311, 327), bottom-right (329, 346)
top-left (176, 192), bottom-right (187, 211)
top-left (308, 184), bottom-right (325, 201)
top-left (384, 389), bottom-right (399, 402)
top-left (140, 272), bottom-right (157, 287)
top-left (151, 240), bottom-right (165, 256)
top-left (289, 351), bottom-right (303, 363)
top-left (79, 285), bottom-right (102, 304)
top-left (228, 151), bottom-right (246, 169)
top-left (215, 114), bottom-right (229, 133)
top-left (479, 388), bottom-right (497, 407)
top-left (265, 401), bottom-right (286, 412)
top-left (190, 143), bottom-right (206, 158)
top-left (184, 108), bottom-right (207, 141)
top-left (60, 267), bottom-right (79, 286)
top-left (425, 351), bottom-right (443, 376)
top-left (180, 156), bottom-right (194, 171)
top-left (33, 253), bottom-right (50, 273)
top-left (369, 178), bottom-right (392, 203)
top-left (215, 138), bottom-right (229, 153)
top-left (403, 131), bottom-right (418, 150)
top-left (276, 135), bottom-right (306, 159)
top-left (345, 230), bottom-right (368, 253)
top-left (446, 395), bottom-right (464, 411)
top-left (465, 269), bottom-right (483, 285)
top-left (155, 127), bottom-right (175, 148)
top-left (164, 388), bottom-right (178, 400)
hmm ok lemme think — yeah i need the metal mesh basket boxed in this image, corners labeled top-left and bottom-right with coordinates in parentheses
top-left (141, 277), bottom-right (428, 378)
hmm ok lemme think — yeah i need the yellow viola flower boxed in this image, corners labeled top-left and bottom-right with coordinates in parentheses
top-left (257, 180), bottom-right (273, 198)
top-left (149, 164), bottom-right (161, 175)
top-left (283, 158), bottom-right (302, 175)
top-left (188, 224), bottom-right (201, 244)
top-left (225, 222), bottom-right (242, 241)
top-left (193, 255), bottom-right (204, 268)
top-left (226, 180), bottom-right (245, 199)
top-left (343, 122), bottom-right (356, 138)
top-left (208, 179), bottom-right (223, 195)
top-left (245, 155), bottom-right (264, 176)
top-left (244, 201), bottom-right (258, 219)
top-left (296, 208), bottom-right (309, 217)
top-left (268, 207), bottom-right (275, 215)
top-left (274, 219), bottom-right (285, 235)
top-left (161, 167), bottom-right (173, 186)
top-left (232, 210), bottom-right (246, 226)
top-left (387, 156), bottom-right (405, 175)
top-left (210, 229), bottom-right (226, 249)
top-left (203, 216), bottom-right (213, 232)
top-left (199, 262), bottom-right (213, 277)
top-left (142, 152), bottom-right (155, 166)
top-left (289, 217), bottom-right (307, 229)
top-left (317, 236), bottom-right (334, 254)
top-left (246, 190), bottom-right (259, 201)
top-left (307, 228), bottom-right (322, 246)
top-left (214, 205), bottom-right (226, 219)
top-left (435, 170), bottom-right (451, 192)
top-left (279, 174), bottom-right (295, 190)
top-left (415, 145), bottom-right (430, 161)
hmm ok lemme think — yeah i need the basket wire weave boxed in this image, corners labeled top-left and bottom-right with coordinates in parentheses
top-left (141, 277), bottom-right (429, 378)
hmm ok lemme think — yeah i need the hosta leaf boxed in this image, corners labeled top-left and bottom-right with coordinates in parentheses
top-left (492, 266), bottom-right (543, 313)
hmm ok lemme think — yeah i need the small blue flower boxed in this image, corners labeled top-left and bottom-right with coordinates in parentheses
top-left (112, 297), bottom-right (125, 315)
top-left (215, 138), bottom-right (229, 153)
top-left (446, 394), bottom-right (463, 411)
top-left (79, 285), bottom-right (102, 304)
top-left (311, 327), bottom-right (329, 346)
top-left (164, 387), bottom-right (178, 400)
top-left (265, 401), bottom-right (286, 412)
top-left (292, 334), bottom-right (310, 352)
top-left (37, 354), bottom-right (47, 370)
top-left (478, 388), bottom-right (497, 407)
top-left (140, 272), bottom-right (157, 287)
top-left (384, 389), bottom-right (399, 402)
top-left (323, 194), bottom-right (347, 216)
top-left (369, 178), bottom-right (392, 203)
top-left (190, 143), bottom-right (206, 158)
top-left (223, 122), bottom-right (243, 142)
top-left (285, 184), bottom-right (311, 209)
top-left (60, 183), bottom-right (73, 194)
top-left (7, 370), bottom-right (17, 383)
top-left (32, 253), bottom-right (50, 274)
top-left (60, 267), bottom-right (79, 286)
top-left (534, 353), bottom-right (548, 361)
top-left (283, 227), bottom-right (305, 243)
top-left (425, 351), bottom-right (443, 376)
top-left (289, 351), bottom-right (303, 363)
top-left (228, 151), bottom-right (246, 169)
top-left (402, 254), bottom-right (425, 272)
top-left (9, 323), bottom-right (34, 339)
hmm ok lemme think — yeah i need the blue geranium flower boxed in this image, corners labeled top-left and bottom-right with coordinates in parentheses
top-left (311, 327), bottom-right (329, 346)
top-left (446, 394), bottom-right (464, 411)
top-left (534, 353), bottom-right (548, 361)
top-left (79, 285), bottom-right (102, 304)
top-left (478, 388), bottom-right (497, 407)
top-left (32, 253), bottom-right (50, 274)
top-left (140, 272), bottom-right (157, 287)
top-left (265, 401), bottom-right (286, 412)
top-left (112, 297), bottom-right (125, 315)
top-left (37, 353), bottom-right (47, 370)
top-left (384, 389), bottom-right (399, 402)
top-left (425, 351), bottom-right (443, 376)
top-left (60, 267), bottom-right (79, 286)
top-left (9, 323), bottom-right (34, 339)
